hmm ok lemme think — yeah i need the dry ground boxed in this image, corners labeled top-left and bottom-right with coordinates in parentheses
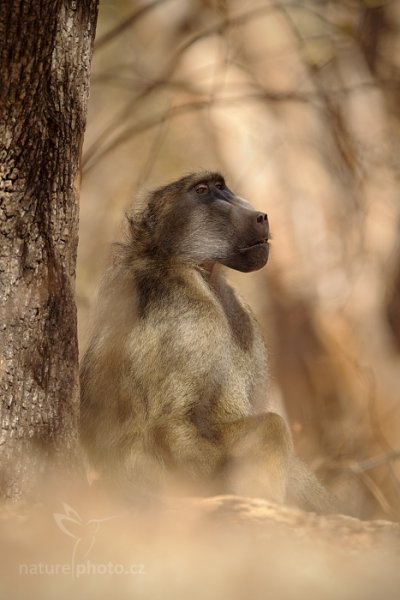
top-left (1, 484), bottom-right (399, 600)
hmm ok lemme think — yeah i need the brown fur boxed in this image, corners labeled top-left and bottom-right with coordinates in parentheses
top-left (80, 172), bottom-right (335, 512)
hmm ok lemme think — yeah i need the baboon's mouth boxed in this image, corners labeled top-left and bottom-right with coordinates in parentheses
top-left (239, 239), bottom-right (269, 252)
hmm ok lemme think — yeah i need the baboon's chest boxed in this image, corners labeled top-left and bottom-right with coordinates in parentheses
top-left (133, 268), bottom-right (267, 413)
top-left (210, 286), bottom-right (267, 412)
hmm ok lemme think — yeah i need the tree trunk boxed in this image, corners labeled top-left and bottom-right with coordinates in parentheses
top-left (0, 0), bottom-right (98, 500)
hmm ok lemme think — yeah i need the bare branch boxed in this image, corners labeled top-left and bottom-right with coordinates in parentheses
top-left (95, 0), bottom-right (173, 51)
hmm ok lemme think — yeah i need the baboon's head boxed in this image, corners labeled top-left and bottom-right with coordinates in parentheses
top-left (130, 172), bottom-right (270, 273)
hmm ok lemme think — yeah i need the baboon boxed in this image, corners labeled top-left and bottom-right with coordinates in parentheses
top-left (80, 171), bottom-right (335, 513)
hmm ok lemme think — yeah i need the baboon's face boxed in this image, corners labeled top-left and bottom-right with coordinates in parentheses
top-left (176, 174), bottom-right (270, 273)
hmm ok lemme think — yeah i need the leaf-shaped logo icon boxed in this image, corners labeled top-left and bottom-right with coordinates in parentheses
top-left (53, 502), bottom-right (119, 577)
top-left (53, 503), bottom-right (83, 539)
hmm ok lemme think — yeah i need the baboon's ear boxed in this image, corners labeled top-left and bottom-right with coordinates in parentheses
top-left (125, 212), bottom-right (135, 229)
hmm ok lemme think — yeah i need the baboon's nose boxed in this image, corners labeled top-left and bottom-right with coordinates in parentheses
top-left (255, 212), bottom-right (269, 237)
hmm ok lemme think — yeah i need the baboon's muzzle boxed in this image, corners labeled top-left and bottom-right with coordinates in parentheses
top-left (227, 206), bottom-right (270, 273)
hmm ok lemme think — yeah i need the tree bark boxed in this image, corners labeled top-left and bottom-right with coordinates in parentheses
top-left (0, 0), bottom-right (98, 500)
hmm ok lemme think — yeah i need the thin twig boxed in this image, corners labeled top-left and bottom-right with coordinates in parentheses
top-left (82, 91), bottom-right (312, 174)
top-left (95, 0), bottom-right (173, 51)
top-left (333, 450), bottom-right (400, 474)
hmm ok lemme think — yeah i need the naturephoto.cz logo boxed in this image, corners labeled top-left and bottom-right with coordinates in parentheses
top-left (18, 503), bottom-right (145, 578)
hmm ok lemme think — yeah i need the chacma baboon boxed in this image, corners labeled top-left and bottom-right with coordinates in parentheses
top-left (80, 171), bottom-right (335, 513)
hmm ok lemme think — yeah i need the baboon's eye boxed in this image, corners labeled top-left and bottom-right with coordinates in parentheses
top-left (215, 181), bottom-right (225, 190)
top-left (195, 183), bottom-right (208, 194)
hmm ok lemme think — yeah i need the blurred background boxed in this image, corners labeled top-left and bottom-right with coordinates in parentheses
top-left (77, 0), bottom-right (400, 520)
